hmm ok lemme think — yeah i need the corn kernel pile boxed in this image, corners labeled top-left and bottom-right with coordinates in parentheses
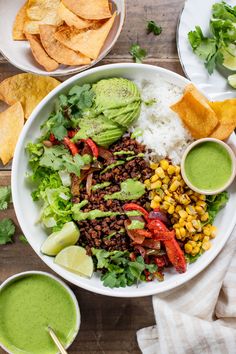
top-left (145, 160), bottom-right (217, 257)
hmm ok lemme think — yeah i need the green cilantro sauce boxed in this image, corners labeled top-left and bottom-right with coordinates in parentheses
top-left (0, 274), bottom-right (77, 354)
top-left (104, 179), bottom-right (145, 201)
top-left (184, 141), bottom-right (232, 191)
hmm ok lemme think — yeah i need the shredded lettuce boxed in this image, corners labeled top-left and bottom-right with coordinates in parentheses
top-left (206, 191), bottom-right (229, 223)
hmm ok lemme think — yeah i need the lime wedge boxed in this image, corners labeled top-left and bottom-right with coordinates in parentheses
top-left (228, 74), bottom-right (236, 88)
top-left (221, 49), bottom-right (236, 71)
top-left (55, 246), bottom-right (94, 278)
top-left (41, 222), bottom-right (80, 256)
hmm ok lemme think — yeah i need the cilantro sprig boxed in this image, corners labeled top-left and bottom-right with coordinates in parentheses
top-left (0, 186), bottom-right (11, 211)
top-left (147, 20), bottom-right (162, 35)
top-left (129, 44), bottom-right (147, 63)
top-left (92, 249), bottom-right (157, 288)
top-left (0, 218), bottom-right (15, 245)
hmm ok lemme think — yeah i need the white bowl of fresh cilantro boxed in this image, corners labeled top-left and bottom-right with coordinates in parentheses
top-left (11, 63), bottom-right (236, 297)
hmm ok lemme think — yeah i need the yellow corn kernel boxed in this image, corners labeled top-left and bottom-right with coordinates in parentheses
top-left (198, 233), bottom-right (204, 241)
top-left (196, 200), bottom-right (207, 209)
top-left (186, 189), bottom-right (194, 196)
top-left (175, 205), bottom-right (182, 212)
top-left (202, 241), bottom-right (211, 251)
top-left (173, 223), bottom-right (180, 229)
top-left (160, 159), bottom-right (169, 170)
top-left (175, 166), bottom-right (181, 174)
top-left (175, 229), bottom-right (181, 239)
top-left (190, 195), bottom-right (198, 202)
top-left (186, 222), bottom-right (195, 233)
top-left (199, 194), bottom-right (206, 201)
top-left (144, 179), bottom-right (150, 186)
top-left (203, 236), bottom-right (210, 243)
top-left (164, 189), bottom-right (171, 196)
top-left (210, 226), bottom-right (217, 238)
top-left (203, 226), bottom-right (211, 236)
top-left (162, 184), bottom-right (168, 190)
top-left (179, 194), bottom-right (191, 205)
top-left (180, 180), bottom-right (186, 187)
top-left (180, 227), bottom-right (186, 237)
top-left (167, 165), bottom-right (175, 175)
top-left (162, 201), bottom-right (170, 210)
top-left (150, 162), bottom-right (159, 170)
top-left (188, 240), bottom-right (197, 247)
top-left (178, 210), bottom-right (188, 219)
top-left (184, 243), bottom-right (193, 253)
top-left (155, 167), bottom-right (165, 179)
top-left (154, 195), bottom-right (162, 202)
top-left (201, 212), bottom-right (209, 222)
top-left (192, 219), bottom-right (201, 231)
top-left (195, 206), bottom-right (205, 215)
top-left (168, 205), bottom-right (175, 214)
top-left (170, 180), bottom-right (181, 191)
top-left (192, 234), bottom-right (199, 242)
top-left (173, 212), bottom-right (179, 219)
top-left (150, 181), bottom-right (162, 189)
top-left (150, 200), bottom-right (160, 209)
top-left (187, 215), bottom-right (194, 222)
top-left (163, 176), bottom-right (170, 184)
top-left (164, 196), bottom-right (175, 204)
top-left (150, 174), bottom-right (159, 183)
top-left (186, 205), bottom-right (196, 215)
top-left (192, 245), bottom-right (200, 256)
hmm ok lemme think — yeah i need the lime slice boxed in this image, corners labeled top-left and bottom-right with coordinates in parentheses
top-left (221, 49), bottom-right (236, 71)
top-left (55, 246), bottom-right (94, 278)
top-left (41, 222), bottom-right (80, 256)
top-left (228, 74), bottom-right (236, 88)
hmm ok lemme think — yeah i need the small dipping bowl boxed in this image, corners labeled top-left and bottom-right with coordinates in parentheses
top-left (0, 271), bottom-right (80, 354)
top-left (181, 138), bottom-right (236, 195)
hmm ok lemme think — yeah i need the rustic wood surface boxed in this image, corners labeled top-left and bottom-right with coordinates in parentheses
top-left (0, 1), bottom-right (185, 353)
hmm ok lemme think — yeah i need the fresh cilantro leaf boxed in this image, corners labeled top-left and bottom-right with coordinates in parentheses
top-left (147, 20), bottom-right (162, 35)
top-left (0, 186), bottom-right (11, 210)
top-left (39, 146), bottom-right (67, 171)
top-left (68, 84), bottom-right (95, 110)
top-left (19, 235), bottom-right (28, 244)
top-left (129, 44), bottom-right (147, 63)
top-left (212, 2), bottom-right (236, 22)
top-left (0, 218), bottom-right (15, 245)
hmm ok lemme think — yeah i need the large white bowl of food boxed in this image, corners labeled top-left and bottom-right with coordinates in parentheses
top-left (12, 63), bottom-right (236, 297)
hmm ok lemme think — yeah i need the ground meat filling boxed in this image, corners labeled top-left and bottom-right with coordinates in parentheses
top-left (76, 136), bottom-right (152, 252)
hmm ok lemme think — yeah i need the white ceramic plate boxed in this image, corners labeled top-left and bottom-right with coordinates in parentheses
top-left (12, 63), bottom-right (236, 297)
top-left (177, 0), bottom-right (236, 100)
top-left (0, 0), bottom-right (125, 76)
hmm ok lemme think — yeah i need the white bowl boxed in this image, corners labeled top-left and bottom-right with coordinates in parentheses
top-left (0, 271), bottom-right (80, 354)
top-left (0, 0), bottom-right (125, 76)
top-left (12, 63), bottom-right (236, 297)
top-left (181, 138), bottom-right (236, 195)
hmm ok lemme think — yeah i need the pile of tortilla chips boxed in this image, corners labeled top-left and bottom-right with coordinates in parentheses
top-left (171, 84), bottom-right (236, 140)
top-left (0, 73), bottom-right (60, 165)
top-left (12, 0), bottom-right (116, 72)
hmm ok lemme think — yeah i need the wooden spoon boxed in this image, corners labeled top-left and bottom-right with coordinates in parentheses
top-left (48, 326), bottom-right (68, 354)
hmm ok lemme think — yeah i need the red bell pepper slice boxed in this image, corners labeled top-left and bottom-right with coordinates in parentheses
top-left (82, 138), bottom-right (98, 158)
top-left (164, 238), bottom-right (187, 273)
top-left (152, 230), bottom-right (174, 241)
top-left (147, 219), bottom-right (167, 232)
top-left (133, 229), bottom-right (153, 238)
top-left (154, 257), bottom-right (166, 268)
top-left (67, 130), bottom-right (77, 138)
top-left (63, 136), bottom-right (79, 155)
top-left (123, 203), bottom-right (150, 222)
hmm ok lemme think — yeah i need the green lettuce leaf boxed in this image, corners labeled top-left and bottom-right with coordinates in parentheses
top-left (206, 191), bottom-right (229, 223)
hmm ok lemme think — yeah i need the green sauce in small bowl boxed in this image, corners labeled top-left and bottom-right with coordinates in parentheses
top-left (181, 138), bottom-right (236, 195)
top-left (0, 272), bottom-right (80, 354)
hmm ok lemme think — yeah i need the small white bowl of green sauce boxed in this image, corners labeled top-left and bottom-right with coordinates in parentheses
top-left (0, 271), bottom-right (80, 354)
top-left (181, 138), bottom-right (236, 195)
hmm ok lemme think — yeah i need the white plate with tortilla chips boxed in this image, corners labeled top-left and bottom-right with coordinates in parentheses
top-left (0, 0), bottom-right (125, 76)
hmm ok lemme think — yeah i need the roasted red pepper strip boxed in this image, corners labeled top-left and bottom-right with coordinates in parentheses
top-left (63, 136), bottom-right (79, 155)
top-left (82, 138), bottom-right (98, 158)
top-left (133, 229), bottom-right (153, 238)
top-left (123, 203), bottom-right (150, 222)
top-left (49, 133), bottom-right (56, 143)
top-left (147, 219), bottom-right (186, 273)
top-left (154, 257), bottom-right (166, 268)
top-left (152, 230), bottom-right (174, 241)
top-left (68, 130), bottom-right (77, 138)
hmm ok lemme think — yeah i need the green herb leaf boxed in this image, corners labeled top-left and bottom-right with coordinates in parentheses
top-left (147, 20), bottom-right (162, 35)
top-left (0, 186), bottom-right (11, 211)
top-left (206, 191), bottom-right (229, 223)
top-left (129, 44), bottom-right (147, 63)
top-left (0, 218), bottom-right (15, 245)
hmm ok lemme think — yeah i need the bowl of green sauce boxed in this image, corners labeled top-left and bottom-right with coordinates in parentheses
top-left (181, 138), bottom-right (236, 195)
top-left (0, 271), bottom-right (80, 354)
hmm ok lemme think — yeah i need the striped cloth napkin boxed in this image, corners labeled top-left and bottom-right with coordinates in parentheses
top-left (137, 228), bottom-right (236, 354)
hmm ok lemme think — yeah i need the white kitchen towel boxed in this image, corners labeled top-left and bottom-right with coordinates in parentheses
top-left (137, 228), bottom-right (236, 354)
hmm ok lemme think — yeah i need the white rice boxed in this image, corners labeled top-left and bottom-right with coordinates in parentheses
top-left (131, 75), bottom-right (193, 165)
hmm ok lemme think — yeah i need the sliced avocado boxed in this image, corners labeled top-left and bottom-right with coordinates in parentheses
top-left (93, 127), bottom-right (125, 146)
top-left (111, 104), bottom-right (141, 127)
top-left (103, 101), bottom-right (140, 119)
top-left (93, 78), bottom-right (141, 113)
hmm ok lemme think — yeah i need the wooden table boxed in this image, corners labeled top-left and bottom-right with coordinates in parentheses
top-left (0, 1), bottom-right (185, 353)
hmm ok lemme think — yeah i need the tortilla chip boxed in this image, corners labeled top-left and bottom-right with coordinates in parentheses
top-left (57, 2), bottom-right (93, 29)
top-left (24, 0), bottom-right (62, 34)
top-left (39, 25), bottom-right (91, 65)
top-left (0, 102), bottom-right (24, 165)
top-left (0, 74), bottom-right (60, 119)
top-left (209, 100), bottom-right (236, 140)
top-left (62, 0), bottom-right (112, 20)
top-left (171, 84), bottom-right (219, 138)
top-left (12, 1), bottom-right (28, 40)
top-left (54, 12), bottom-right (116, 59)
top-left (25, 33), bottom-right (59, 72)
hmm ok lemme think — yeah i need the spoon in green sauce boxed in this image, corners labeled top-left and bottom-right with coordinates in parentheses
top-left (48, 326), bottom-right (68, 354)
